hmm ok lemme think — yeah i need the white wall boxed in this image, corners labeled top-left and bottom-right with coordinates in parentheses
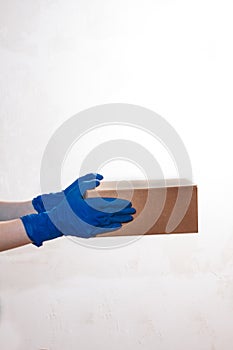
top-left (0, 0), bottom-right (233, 349)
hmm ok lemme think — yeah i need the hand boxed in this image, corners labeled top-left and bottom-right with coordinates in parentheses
top-left (32, 173), bottom-right (103, 213)
top-left (21, 181), bottom-right (136, 247)
top-left (49, 194), bottom-right (136, 238)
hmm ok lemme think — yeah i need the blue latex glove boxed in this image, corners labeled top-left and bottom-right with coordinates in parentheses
top-left (32, 173), bottom-right (104, 213)
top-left (21, 185), bottom-right (136, 247)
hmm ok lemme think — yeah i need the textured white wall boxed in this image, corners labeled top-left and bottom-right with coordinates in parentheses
top-left (0, 0), bottom-right (233, 349)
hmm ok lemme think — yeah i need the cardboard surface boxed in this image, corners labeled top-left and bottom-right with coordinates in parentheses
top-left (85, 179), bottom-right (198, 237)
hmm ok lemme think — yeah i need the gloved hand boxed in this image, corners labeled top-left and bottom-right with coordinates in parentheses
top-left (21, 182), bottom-right (136, 247)
top-left (32, 173), bottom-right (104, 213)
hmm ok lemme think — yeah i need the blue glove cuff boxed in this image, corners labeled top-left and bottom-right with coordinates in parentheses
top-left (32, 196), bottom-right (45, 213)
top-left (20, 212), bottom-right (63, 247)
top-left (32, 192), bottom-right (65, 213)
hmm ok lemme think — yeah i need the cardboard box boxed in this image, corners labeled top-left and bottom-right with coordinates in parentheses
top-left (85, 179), bottom-right (198, 237)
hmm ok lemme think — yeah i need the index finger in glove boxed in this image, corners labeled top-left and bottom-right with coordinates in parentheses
top-left (85, 197), bottom-right (133, 213)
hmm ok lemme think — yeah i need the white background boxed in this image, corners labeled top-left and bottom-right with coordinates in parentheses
top-left (0, 0), bottom-right (233, 349)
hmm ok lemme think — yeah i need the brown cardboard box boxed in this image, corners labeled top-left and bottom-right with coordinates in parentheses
top-left (85, 179), bottom-right (198, 237)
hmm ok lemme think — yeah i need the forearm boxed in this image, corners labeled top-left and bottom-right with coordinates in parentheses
top-left (0, 201), bottom-right (36, 221)
top-left (0, 218), bottom-right (32, 252)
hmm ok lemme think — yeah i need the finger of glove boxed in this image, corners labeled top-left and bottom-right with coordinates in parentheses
top-left (113, 207), bottom-right (136, 215)
top-left (65, 173), bottom-right (103, 194)
top-left (92, 223), bottom-right (122, 236)
top-left (79, 179), bottom-right (101, 195)
top-left (98, 197), bottom-right (132, 208)
top-left (109, 215), bottom-right (134, 224)
top-left (78, 173), bottom-right (103, 182)
top-left (85, 197), bottom-right (132, 212)
top-left (97, 214), bottom-right (133, 226)
top-left (96, 207), bottom-right (136, 218)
